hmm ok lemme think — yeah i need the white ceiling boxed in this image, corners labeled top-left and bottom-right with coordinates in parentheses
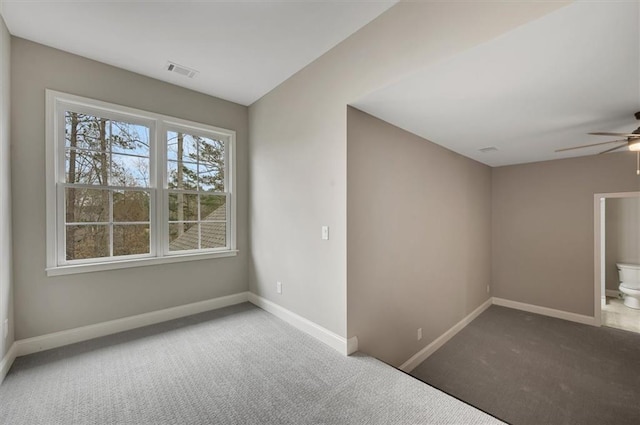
top-left (353, 1), bottom-right (640, 167)
top-left (2, 1), bottom-right (638, 167)
top-left (0, 0), bottom-right (396, 106)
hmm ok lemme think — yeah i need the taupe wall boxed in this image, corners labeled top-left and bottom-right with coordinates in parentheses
top-left (11, 38), bottom-right (249, 339)
top-left (492, 153), bottom-right (640, 316)
top-left (249, 1), bottom-right (566, 338)
top-left (347, 107), bottom-right (491, 367)
top-left (0, 12), bottom-right (13, 359)
top-left (605, 197), bottom-right (640, 291)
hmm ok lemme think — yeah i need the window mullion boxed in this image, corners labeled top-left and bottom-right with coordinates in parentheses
top-left (225, 136), bottom-right (232, 250)
top-left (109, 190), bottom-right (114, 257)
top-left (156, 122), bottom-right (167, 257)
top-left (57, 183), bottom-right (67, 265)
top-left (226, 192), bottom-right (231, 250)
top-left (56, 108), bottom-right (68, 266)
top-left (196, 143), bottom-right (202, 250)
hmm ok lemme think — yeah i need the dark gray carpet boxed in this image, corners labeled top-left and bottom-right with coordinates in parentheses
top-left (0, 303), bottom-right (501, 424)
top-left (411, 305), bottom-right (640, 425)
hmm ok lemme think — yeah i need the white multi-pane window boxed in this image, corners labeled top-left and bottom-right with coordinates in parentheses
top-left (46, 91), bottom-right (236, 275)
top-left (166, 129), bottom-right (229, 253)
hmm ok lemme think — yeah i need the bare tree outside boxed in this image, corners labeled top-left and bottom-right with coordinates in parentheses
top-left (64, 111), bottom-right (150, 260)
top-left (64, 111), bottom-right (227, 260)
top-left (167, 131), bottom-right (226, 251)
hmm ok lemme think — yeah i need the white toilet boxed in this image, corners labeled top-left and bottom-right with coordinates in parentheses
top-left (617, 263), bottom-right (640, 309)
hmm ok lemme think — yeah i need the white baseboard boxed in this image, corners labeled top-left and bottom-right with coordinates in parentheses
top-left (0, 342), bottom-right (17, 385)
top-left (248, 293), bottom-right (356, 356)
top-left (15, 292), bottom-right (250, 357)
top-left (399, 298), bottom-right (493, 373)
top-left (4, 289), bottom-right (600, 385)
top-left (605, 289), bottom-right (621, 298)
top-left (492, 297), bottom-right (597, 326)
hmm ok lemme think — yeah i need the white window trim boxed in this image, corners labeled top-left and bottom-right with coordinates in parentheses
top-left (45, 90), bottom-right (237, 276)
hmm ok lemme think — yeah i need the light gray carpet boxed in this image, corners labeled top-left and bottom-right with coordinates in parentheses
top-left (1, 303), bottom-right (501, 424)
top-left (411, 305), bottom-right (640, 425)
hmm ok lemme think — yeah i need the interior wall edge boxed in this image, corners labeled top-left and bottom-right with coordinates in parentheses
top-left (0, 9), bottom-right (13, 361)
top-left (247, 293), bottom-right (356, 356)
top-left (399, 297), bottom-right (493, 373)
top-left (0, 341), bottom-right (16, 386)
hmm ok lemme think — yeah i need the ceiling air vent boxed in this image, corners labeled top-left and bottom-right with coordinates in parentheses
top-left (478, 146), bottom-right (498, 153)
top-left (166, 61), bottom-right (198, 79)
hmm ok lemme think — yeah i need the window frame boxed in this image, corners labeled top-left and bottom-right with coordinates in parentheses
top-left (163, 121), bottom-right (231, 256)
top-left (45, 90), bottom-right (237, 276)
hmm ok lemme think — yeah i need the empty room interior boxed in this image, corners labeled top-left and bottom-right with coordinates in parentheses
top-left (1, 1), bottom-right (640, 424)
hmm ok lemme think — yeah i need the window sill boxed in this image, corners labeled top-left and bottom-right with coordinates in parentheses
top-left (46, 250), bottom-right (239, 277)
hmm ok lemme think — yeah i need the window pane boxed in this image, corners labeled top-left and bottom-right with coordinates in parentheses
top-left (201, 222), bottom-right (226, 249)
top-left (198, 136), bottom-right (225, 191)
top-left (197, 136), bottom-right (224, 162)
top-left (66, 225), bottom-right (109, 260)
top-left (167, 131), bottom-right (178, 161)
top-left (110, 121), bottom-right (150, 157)
top-left (167, 131), bottom-right (197, 163)
top-left (198, 165), bottom-right (224, 192)
top-left (167, 160), bottom-right (198, 190)
top-left (65, 188), bottom-right (109, 223)
top-left (114, 224), bottom-right (149, 256)
top-left (65, 112), bottom-right (106, 151)
top-left (111, 154), bottom-right (149, 187)
top-left (65, 149), bottom-right (109, 186)
top-left (113, 190), bottom-right (150, 222)
top-left (169, 222), bottom-right (198, 251)
top-left (183, 134), bottom-right (199, 162)
top-left (168, 193), bottom-right (198, 221)
top-left (200, 195), bottom-right (226, 221)
top-left (65, 112), bottom-right (150, 158)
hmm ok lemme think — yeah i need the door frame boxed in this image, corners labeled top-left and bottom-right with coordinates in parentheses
top-left (593, 191), bottom-right (640, 326)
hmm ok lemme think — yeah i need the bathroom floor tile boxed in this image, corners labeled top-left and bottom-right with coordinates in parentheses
top-left (603, 296), bottom-right (640, 333)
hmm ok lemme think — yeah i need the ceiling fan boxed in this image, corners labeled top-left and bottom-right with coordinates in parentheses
top-left (555, 111), bottom-right (640, 175)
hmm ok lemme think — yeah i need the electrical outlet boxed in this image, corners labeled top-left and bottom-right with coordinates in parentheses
top-left (487, 285), bottom-right (490, 294)
top-left (276, 281), bottom-right (282, 294)
top-left (321, 226), bottom-right (329, 240)
top-left (417, 328), bottom-right (422, 341)
top-left (3, 319), bottom-right (7, 339)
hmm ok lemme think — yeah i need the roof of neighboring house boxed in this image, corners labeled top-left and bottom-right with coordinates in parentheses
top-left (169, 204), bottom-right (226, 251)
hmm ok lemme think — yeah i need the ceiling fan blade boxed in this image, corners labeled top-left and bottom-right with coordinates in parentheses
top-left (555, 139), bottom-right (627, 152)
top-left (589, 132), bottom-right (636, 137)
top-left (599, 144), bottom-right (629, 155)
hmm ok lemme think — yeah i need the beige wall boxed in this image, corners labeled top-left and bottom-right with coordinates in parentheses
top-left (5, 1), bottom-right (571, 354)
top-left (492, 153), bottom-right (640, 316)
top-left (605, 197), bottom-right (640, 291)
top-left (0, 12), bottom-right (13, 359)
top-left (347, 108), bottom-right (491, 367)
top-left (249, 1), bottom-right (567, 338)
top-left (11, 38), bottom-right (249, 339)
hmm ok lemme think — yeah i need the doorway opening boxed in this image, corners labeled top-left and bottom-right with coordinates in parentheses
top-left (594, 191), bottom-right (640, 332)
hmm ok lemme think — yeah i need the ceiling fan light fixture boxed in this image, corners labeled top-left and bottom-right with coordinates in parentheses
top-left (629, 139), bottom-right (640, 151)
